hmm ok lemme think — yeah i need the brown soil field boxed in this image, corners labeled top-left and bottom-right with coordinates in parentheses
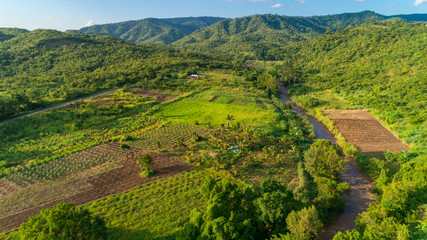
top-left (127, 89), bottom-right (176, 102)
top-left (324, 109), bottom-right (409, 158)
top-left (0, 143), bottom-right (190, 233)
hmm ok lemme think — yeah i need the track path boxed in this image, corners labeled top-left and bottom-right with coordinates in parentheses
top-left (280, 86), bottom-right (375, 239)
top-left (0, 85), bottom-right (135, 125)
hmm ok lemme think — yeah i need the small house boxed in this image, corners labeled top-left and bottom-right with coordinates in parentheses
top-left (190, 74), bottom-right (199, 80)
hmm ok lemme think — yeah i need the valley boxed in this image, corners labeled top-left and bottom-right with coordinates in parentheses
top-left (0, 9), bottom-right (426, 240)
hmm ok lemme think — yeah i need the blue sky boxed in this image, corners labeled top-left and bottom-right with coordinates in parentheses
top-left (0, 0), bottom-right (426, 31)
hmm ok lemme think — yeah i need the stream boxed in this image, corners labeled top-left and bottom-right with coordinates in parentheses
top-left (279, 86), bottom-right (375, 240)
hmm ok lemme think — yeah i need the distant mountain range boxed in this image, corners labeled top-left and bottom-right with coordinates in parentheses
top-left (70, 11), bottom-right (427, 55)
top-left (69, 17), bottom-right (225, 45)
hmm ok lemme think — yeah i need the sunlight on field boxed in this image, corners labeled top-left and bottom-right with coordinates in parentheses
top-left (157, 90), bottom-right (275, 131)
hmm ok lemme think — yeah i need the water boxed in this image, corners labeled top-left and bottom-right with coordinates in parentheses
top-left (279, 86), bottom-right (335, 143)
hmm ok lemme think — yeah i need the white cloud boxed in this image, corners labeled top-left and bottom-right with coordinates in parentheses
top-left (271, 3), bottom-right (287, 8)
top-left (85, 20), bottom-right (94, 27)
top-left (297, 0), bottom-right (305, 4)
top-left (414, 0), bottom-right (427, 6)
top-left (226, 0), bottom-right (274, 2)
top-left (354, 0), bottom-right (366, 2)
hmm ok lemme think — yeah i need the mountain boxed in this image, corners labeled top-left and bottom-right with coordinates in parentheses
top-left (0, 29), bottom-right (228, 120)
top-left (0, 28), bottom-right (28, 42)
top-left (388, 13), bottom-right (427, 22)
top-left (172, 11), bottom-right (385, 55)
top-left (286, 20), bottom-right (426, 152)
top-left (71, 17), bottom-right (225, 45)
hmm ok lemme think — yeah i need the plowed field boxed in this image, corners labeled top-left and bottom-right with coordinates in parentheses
top-left (0, 143), bottom-right (190, 233)
top-left (324, 110), bottom-right (409, 158)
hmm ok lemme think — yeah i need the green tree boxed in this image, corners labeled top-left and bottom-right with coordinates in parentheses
top-left (18, 202), bottom-right (107, 240)
top-left (304, 140), bottom-right (344, 179)
top-left (226, 114), bottom-right (234, 128)
top-left (137, 153), bottom-right (154, 171)
top-left (286, 205), bottom-right (323, 240)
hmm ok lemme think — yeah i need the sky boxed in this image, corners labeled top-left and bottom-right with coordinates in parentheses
top-left (0, 0), bottom-right (426, 31)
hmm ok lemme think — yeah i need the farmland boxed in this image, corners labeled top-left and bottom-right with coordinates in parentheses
top-left (0, 73), bottom-right (315, 237)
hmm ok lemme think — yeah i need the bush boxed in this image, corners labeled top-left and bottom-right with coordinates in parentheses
top-left (120, 143), bottom-right (130, 150)
top-left (137, 153), bottom-right (153, 171)
top-left (286, 205), bottom-right (323, 239)
top-left (18, 202), bottom-right (107, 240)
top-left (140, 169), bottom-right (155, 178)
top-left (304, 140), bottom-right (344, 179)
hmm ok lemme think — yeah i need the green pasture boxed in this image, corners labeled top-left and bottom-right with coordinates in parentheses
top-left (156, 90), bottom-right (276, 132)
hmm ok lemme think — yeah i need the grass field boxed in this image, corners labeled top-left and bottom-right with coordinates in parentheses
top-left (156, 90), bottom-right (277, 133)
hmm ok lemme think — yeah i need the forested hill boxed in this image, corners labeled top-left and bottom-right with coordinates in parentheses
top-left (70, 17), bottom-right (225, 45)
top-left (285, 20), bottom-right (426, 154)
top-left (0, 28), bottom-right (28, 42)
top-left (172, 11), bottom-right (386, 56)
top-left (0, 29), bottom-right (230, 120)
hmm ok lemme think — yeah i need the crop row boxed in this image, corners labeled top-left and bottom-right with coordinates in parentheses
top-left (4, 142), bottom-right (129, 188)
top-left (131, 124), bottom-right (211, 149)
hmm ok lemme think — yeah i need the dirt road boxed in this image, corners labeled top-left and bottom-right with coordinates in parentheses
top-left (280, 86), bottom-right (375, 239)
top-left (0, 85), bottom-right (135, 125)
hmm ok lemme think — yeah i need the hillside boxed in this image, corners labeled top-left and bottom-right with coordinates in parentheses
top-left (0, 29), bottom-right (230, 120)
top-left (71, 17), bottom-right (225, 45)
top-left (259, 20), bottom-right (426, 239)
top-left (0, 28), bottom-right (28, 42)
top-left (172, 11), bottom-right (385, 56)
top-left (283, 20), bottom-right (426, 155)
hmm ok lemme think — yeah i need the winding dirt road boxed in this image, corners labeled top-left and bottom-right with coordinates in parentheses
top-left (280, 86), bottom-right (375, 239)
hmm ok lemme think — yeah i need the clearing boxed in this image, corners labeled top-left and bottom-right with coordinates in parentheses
top-left (324, 109), bottom-right (409, 158)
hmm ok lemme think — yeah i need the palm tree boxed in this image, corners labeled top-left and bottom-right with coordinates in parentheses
top-left (226, 114), bottom-right (234, 128)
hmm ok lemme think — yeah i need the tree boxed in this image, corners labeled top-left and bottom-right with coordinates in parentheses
top-left (178, 178), bottom-right (262, 240)
top-left (255, 179), bottom-right (299, 236)
top-left (226, 114), bottom-right (234, 128)
top-left (303, 140), bottom-right (344, 179)
top-left (286, 205), bottom-right (323, 239)
top-left (18, 202), bottom-right (107, 240)
top-left (137, 153), bottom-right (155, 177)
top-left (137, 153), bottom-right (153, 171)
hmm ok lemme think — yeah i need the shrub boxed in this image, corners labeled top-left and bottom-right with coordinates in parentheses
top-left (18, 202), bottom-right (107, 240)
top-left (304, 140), bottom-right (344, 179)
top-left (286, 205), bottom-right (323, 239)
top-left (120, 143), bottom-right (130, 150)
top-left (140, 169), bottom-right (155, 178)
top-left (137, 153), bottom-right (154, 171)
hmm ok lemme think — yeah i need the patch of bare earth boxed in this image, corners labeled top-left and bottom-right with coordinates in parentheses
top-left (0, 144), bottom-right (190, 233)
top-left (324, 109), bottom-right (409, 158)
top-left (127, 89), bottom-right (176, 102)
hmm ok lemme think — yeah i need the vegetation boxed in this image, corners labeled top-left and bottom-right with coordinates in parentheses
top-left (277, 20), bottom-right (426, 239)
top-left (0, 29), bottom-right (230, 120)
top-left (72, 17), bottom-right (225, 45)
top-left (18, 202), bottom-right (107, 240)
top-left (0, 10), bottom-right (426, 240)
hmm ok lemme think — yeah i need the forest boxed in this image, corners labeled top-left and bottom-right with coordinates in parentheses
top-left (0, 29), bottom-right (231, 120)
